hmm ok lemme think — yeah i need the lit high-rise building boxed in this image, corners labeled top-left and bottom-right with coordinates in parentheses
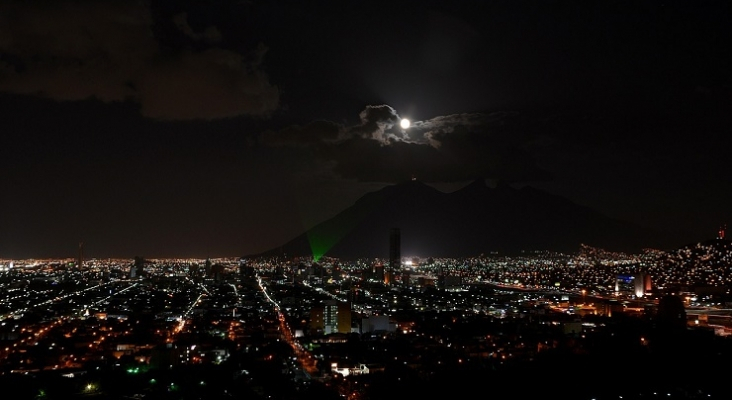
top-left (389, 228), bottom-right (401, 283)
top-left (309, 300), bottom-right (351, 335)
top-left (615, 273), bottom-right (652, 297)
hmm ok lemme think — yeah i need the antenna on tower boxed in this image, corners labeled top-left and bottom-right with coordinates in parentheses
top-left (718, 224), bottom-right (727, 240)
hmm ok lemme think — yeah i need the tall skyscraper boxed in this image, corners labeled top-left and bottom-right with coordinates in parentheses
top-left (373, 263), bottom-right (385, 283)
top-left (134, 256), bottom-right (145, 278)
top-left (389, 228), bottom-right (401, 282)
top-left (78, 241), bottom-right (84, 268)
top-left (238, 258), bottom-right (256, 286)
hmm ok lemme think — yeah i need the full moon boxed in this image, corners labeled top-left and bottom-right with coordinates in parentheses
top-left (400, 118), bottom-right (410, 129)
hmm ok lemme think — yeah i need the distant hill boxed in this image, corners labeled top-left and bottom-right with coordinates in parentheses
top-left (657, 237), bottom-right (732, 268)
top-left (246, 179), bottom-right (677, 260)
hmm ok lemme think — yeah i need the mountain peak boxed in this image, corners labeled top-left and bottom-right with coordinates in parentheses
top-left (388, 177), bottom-right (436, 192)
top-left (399, 176), bottom-right (427, 185)
top-left (492, 179), bottom-right (513, 190)
top-left (250, 178), bottom-right (674, 259)
top-left (467, 178), bottom-right (488, 188)
top-left (455, 178), bottom-right (489, 195)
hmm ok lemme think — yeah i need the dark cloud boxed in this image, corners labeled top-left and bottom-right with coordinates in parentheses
top-left (259, 120), bottom-right (341, 147)
top-left (0, 0), bottom-right (278, 120)
top-left (135, 45), bottom-right (278, 120)
top-left (344, 104), bottom-right (407, 144)
top-left (261, 105), bottom-right (551, 184)
top-left (173, 12), bottom-right (223, 44)
top-left (413, 111), bottom-right (520, 147)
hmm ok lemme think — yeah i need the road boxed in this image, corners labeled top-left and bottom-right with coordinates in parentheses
top-left (256, 276), bottom-right (319, 376)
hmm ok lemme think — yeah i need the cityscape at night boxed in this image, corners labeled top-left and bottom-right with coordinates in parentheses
top-left (2, 0), bottom-right (732, 399)
top-left (2, 232), bottom-right (732, 399)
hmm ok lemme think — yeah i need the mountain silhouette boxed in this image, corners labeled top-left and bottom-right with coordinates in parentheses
top-left (247, 179), bottom-right (675, 260)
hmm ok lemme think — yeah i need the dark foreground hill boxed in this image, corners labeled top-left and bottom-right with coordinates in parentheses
top-left (247, 179), bottom-right (676, 260)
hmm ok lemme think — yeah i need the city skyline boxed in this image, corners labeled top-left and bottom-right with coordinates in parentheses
top-left (1, 248), bottom-right (732, 399)
top-left (1, 0), bottom-right (731, 259)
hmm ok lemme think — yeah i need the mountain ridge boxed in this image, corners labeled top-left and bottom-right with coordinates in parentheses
top-left (245, 179), bottom-right (677, 260)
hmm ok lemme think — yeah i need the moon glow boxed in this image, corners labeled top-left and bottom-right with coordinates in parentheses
top-left (400, 118), bottom-right (410, 129)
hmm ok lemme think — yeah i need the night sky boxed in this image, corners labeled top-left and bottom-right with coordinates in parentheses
top-left (1, 0), bottom-right (730, 259)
